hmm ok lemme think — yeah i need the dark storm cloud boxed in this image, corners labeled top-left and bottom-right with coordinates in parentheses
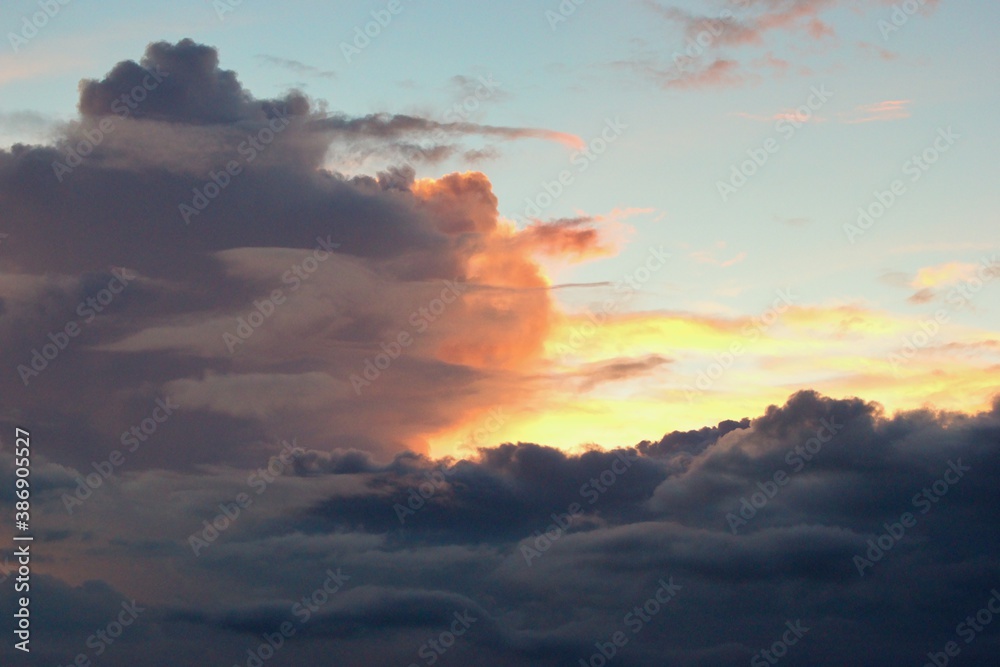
top-left (72, 39), bottom-right (572, 171)
top-left (171, 585), bottom-right (499, 641)
top-left (78, 39), bottom-right (311, 124)
top-left (637, 416), bottom-right (750, 458)
top-left (240, 393), bottom-right (1000, 665)
top-left (0, 39), bottom-right (589, 469)
top-left (6, 391), bottom-right (999, 665)
top-left (300, 441), bottom-right (667, 542)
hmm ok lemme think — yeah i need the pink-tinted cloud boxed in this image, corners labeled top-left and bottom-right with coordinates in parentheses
top-left (648, 0), bottom-right (841, 50)
top-left (732, 108), bottom-right (828, 123)
top-left (857, 40), bottom-right (899, 61)
top-left (752, 52), bottom-right (793, 75)
top-left (665, 59), bottom-right (748, 90)
top-left (839, 99), bottom-right (912, 123)
top-left (637, 0), bottom-right (941, 91)
top-left (735, 99), bottom-right (910, 125)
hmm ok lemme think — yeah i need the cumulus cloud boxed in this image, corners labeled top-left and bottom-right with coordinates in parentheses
top-left (78, 39), bottom-right (311, 124)
top-left (0, 39), bottom-right (613, 467)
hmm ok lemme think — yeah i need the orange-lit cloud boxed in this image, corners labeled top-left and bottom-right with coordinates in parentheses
top-left (534, 130), bottom-right (587, 151)
top-left (410, 172), bottom-right (556, 373)
top-left (514, 217), bottom-right (613, 260)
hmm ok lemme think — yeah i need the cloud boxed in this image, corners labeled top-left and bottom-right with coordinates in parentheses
top-left (0, 51), bottom-right (85, 87)
top-left (632, 1), bottom-right (942, 90)
top-left (907, 287), bottom-right (936, 304)
top-left (839, 99), bottom-right (912, 123)
top-left (689, 246), bottom-right (748, 267)
top-left (78, 39), bottom-right (311, 124)
top-left (889, 261), bottom-right (994, 303)
top-left (736, 100), bottom-right (911, 125)
top-left (256, 54), bottom-right (338, 79)
top-left (665, 58), bottom-right (748, 90)
top-left (315, 113), bottom-right (583, 149)
top-left (0, 39), bottom-right (604, 467)
top-left (688, 241), bottom-right (747, 268)
top-left (0, 27), bottom-right (996, 667)
top-left (647, 0), bottom-right (841, 49)
top-left (856, 40), bottom-right (899, 61)
top-left (774, 215), bottom-right (811, 226)
top-left (751, 51), bottom-right (799, 75)
top-left (0, 110), bottom-right (55, 144)
top-left (514, 217), bottom-right (614, 260)
top-left (732, 109), bottom-right (827, 123)
top-left (571, 354), bottom-right (673, 392)
top-left (69, 40), bottom-right (577, 177)
top-left (911, 262), bottom-right (981, 289)
top-left (5, 391), bottom-right (1000, 665)
top-left (449, 74), bottom-right (511, 105)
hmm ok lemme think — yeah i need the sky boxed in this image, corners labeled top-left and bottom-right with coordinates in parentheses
top-left (2, 1), bottom-right (1000, 454)
top-left (0, 1), bottom-right (999, 666)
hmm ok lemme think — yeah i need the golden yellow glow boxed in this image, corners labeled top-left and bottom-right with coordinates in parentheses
top-left (912, 262), bottom-right (978, 288)
top-left (405, 173), bottom-right (997, 461)
top-left (426, 301), bottom-right (1000, 459)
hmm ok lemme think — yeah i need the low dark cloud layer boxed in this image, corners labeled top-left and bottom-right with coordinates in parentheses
top-left (2, 391), bottom-right (999, 666)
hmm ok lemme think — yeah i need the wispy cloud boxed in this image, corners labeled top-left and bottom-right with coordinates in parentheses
top-left (857, 40), bottom-right (899, 61)
top-left (734, 99), bottom-right (911, 124)
top-left (665, 58), bottom-right (749, 90)
top-left (689, 242), bottom-right (747, 267)
top-left (632, 0), bottom-right (942, 91)
top-left (0, 52), bottom-right (85, 86)
top-left (774, 215), bottom-right (812, 226)
top-left (732, 109), bottom-right (828, 123)
top-left (839, 99), bottom-right (912, 123)
top-left (256, 54), bottom-right (337, 79)
top-left (911, 262), bottom-right (981, 289)
top-left (884, 261), bottom-right (997, 304)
